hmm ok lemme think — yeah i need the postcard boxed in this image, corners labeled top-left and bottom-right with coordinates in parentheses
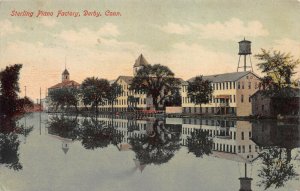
top-left (0, 0), bottom-right (299, 191)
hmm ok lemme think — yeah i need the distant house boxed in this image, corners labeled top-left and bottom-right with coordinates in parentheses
top-left (47, 69), bottom-right (80, 111)
top-left (251, 88), bottom-right (300, 117)
top-left (181, 71), bottom-right (261, 116)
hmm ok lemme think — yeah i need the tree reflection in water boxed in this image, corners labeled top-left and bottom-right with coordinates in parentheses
top-left (258, 147), bottom-right (298, 190)
top-left (47, 115), bottom-right (79, 141)
top-left (0, 116), bottom-right (33, 170)
top-left (129, 119), bottom-right (181, 166)
top-left (79, 116), bottom-right (123, 150)
top-left (186, 129), bottom-right (213, 158)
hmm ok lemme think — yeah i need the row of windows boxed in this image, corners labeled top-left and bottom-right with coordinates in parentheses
top-left (182, 94), bottom-right (253, 104)
top-left (102, 98), bottom-right (146, 106)
top-left (182, 81), bottom-right (259, 92)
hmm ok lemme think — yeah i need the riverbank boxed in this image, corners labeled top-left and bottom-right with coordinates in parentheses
top-left (45, 110), bottom-right (299, 122)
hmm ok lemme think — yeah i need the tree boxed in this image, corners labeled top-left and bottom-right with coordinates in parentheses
top-left (186, 129), bottom-right (213, 158)
top-left (255, 49), bottom-right (300, 97)
top-left (0, 64), bottom-right (24, 116)
top-left (130, 64), bottom-right (181, 110)
top-left (105, 82), bottom-right (122, 113)
top-left (187, 75), bottom-right (213, 114)
top-left (258, 147), bottom-right (298, 190)
top-left (129, 119), bottom-right (181, 165)
top-left (48, 87), bottom-right (80, 112)
top-left (128, 95), bottom-right (139, 111)
top-left (81, 77), bottom-right (110, 113)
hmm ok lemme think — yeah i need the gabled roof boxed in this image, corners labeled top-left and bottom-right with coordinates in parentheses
top-left (48, 80), bottom-right (80, 89)
top-left (133, 54), bottom-right (149, 67)
top-left (62, 69), bottom-right (69, 75)
top-left (187, 71), bottom-right (258, 83)
top-left (115, 76), bottom-right (133, 84)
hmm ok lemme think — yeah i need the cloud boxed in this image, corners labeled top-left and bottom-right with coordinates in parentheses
top-left (0, 19), bottom-right (23, 36)
top-left (272, 38), bottom-right (300, 58)
top-left (37, 17), bottom-right (58, 27)
top-left (56, 23), bottom-right (121, 46)
top-left (158, 23), bottom-right (191, 35)
top-left (192, 18), bottom-right (269, 40)
top-left (147, 42), bottom-right (236, 80)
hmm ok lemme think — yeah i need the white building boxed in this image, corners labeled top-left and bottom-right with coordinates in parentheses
top-left (181, 71), bottom-right (261, 116)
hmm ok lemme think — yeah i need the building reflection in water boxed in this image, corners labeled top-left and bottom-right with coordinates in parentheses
top-left (45, 114), bottom-right (299, 190)
top-left (252, 121), bottom-right (300, 190)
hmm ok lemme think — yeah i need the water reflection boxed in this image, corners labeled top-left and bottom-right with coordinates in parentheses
top-left (0, 115), bottom-right (33, 170)
top-left (252, 121), bottom-right (300, 190)
top-left (129, 118), bottom-right (181, 166)
top-left (43, 114), bottom-right (300, 190)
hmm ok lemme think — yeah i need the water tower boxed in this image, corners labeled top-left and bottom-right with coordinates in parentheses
top-left (237, 38), bottom-right (253, 72)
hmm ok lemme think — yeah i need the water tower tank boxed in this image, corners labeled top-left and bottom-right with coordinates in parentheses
top-left (238, 39), bottom-right (252, 55)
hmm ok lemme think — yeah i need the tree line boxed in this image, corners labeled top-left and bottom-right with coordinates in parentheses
top-left (0, 64), bottom-right (33, 117)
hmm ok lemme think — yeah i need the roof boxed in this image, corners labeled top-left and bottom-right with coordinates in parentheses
top-left (187, 71), bottom-right (257, 83)
top-left (48, 80), bottom-right (80, 89)
top-left (251, 88), bottom-right (300, 98)
top-left (115, 76), bottom-right (133, 84)
top-left (62, 69), bottom-right (69, 75)
top-left (133, 54), bottom-right (149, 67)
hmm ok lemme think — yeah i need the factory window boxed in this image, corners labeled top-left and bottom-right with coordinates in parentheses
top-left (238, 82), bottom-right (240, 89)
top-left (226, 82), bottom-right (228, 89)
top-left (233, 82), bottom-right (236, 89)
top-left (248, 82), bottom-right (251, 89)
top-left (241, 132), bottom-right (244, 140)
top-left (242, 82), bottom-right (244, 89)
top-left (229, 82), bottom-right (232, 89)
top-left (241, 95), bottom-right (244, 103)
top-left (233, 95), bottom-right (236, 103)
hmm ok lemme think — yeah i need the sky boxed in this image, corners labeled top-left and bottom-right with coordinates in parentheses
top-left (0, 0), bottom-right (300, 100)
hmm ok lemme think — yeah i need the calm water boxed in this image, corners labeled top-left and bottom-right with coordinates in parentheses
top-left (0, 112), bottom-right (299, 191)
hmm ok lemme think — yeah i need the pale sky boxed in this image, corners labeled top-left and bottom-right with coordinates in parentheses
top-left (0, 0), bottom-right (300, 100)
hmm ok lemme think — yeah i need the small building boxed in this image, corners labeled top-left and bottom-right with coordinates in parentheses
top-left (181, 71), bottom-right (261, 116)
top-left (47, 69), bottom-right (80, 111)
top-left (251, 88), bottom-right (300, 117)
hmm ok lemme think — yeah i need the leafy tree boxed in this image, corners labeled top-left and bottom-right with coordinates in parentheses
top-left (48, 87), bottom-right (80, 112)
top-left (47, 115), bottom-right (79, 140)
top-left (0, 116), bottom-right (33, 170)
top-left (255, 49), bottom-right (299, 97)
top-left (187, 75), bottom-right (213, 114)
top-left (81, 77), bottom-right (110, 113)
top-left (130, 64), bottom-right (181, 110)
top-left (129, 119), bottom-right (181, 165)
top-left (164, 88), bottom-right (182, 107)
top-left (258, 147), bottom-right (298, 190)
top-left (128, 95), bottom-right (139, 111)
top-left (187, 129), bottom-right (213, 158)
top-left (79, 117), bottom-right (123, 150)
top-left (106, 82), bottom-right (122, 113)
top-left (0, 64), bottom-right (30, 116)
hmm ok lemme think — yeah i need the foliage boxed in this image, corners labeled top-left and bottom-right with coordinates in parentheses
top-left (128, 95), bottom-right (139, 111)
top-left (187, 75), bottom-right (213, 112)
top-left (257, 147), bottom-right (298, 190)
top-left (186, 129), bottom-right (213, 157)
top-left (105, 82), bottom-right (122, 112)
top-left (130, 64), bottom-right (181, 110)
top-left (129, 119), bottom-right (181, 165)
top-left (0, 64), bottom-right (32, 116)
top-left (81, 77), bottom-right (110, 112)
top-left (79, 117), bottom-right (123, 150)
top-left (255, 49), bottom-right (299, 97)
top-left (0, 116), bottom-right (33, 170)
top-left (164, 88), bottom-right (182, 107)
top-left (48, 87), bottom-right (80, 112)
top-left (47, 115), bottom-right (79, 140)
